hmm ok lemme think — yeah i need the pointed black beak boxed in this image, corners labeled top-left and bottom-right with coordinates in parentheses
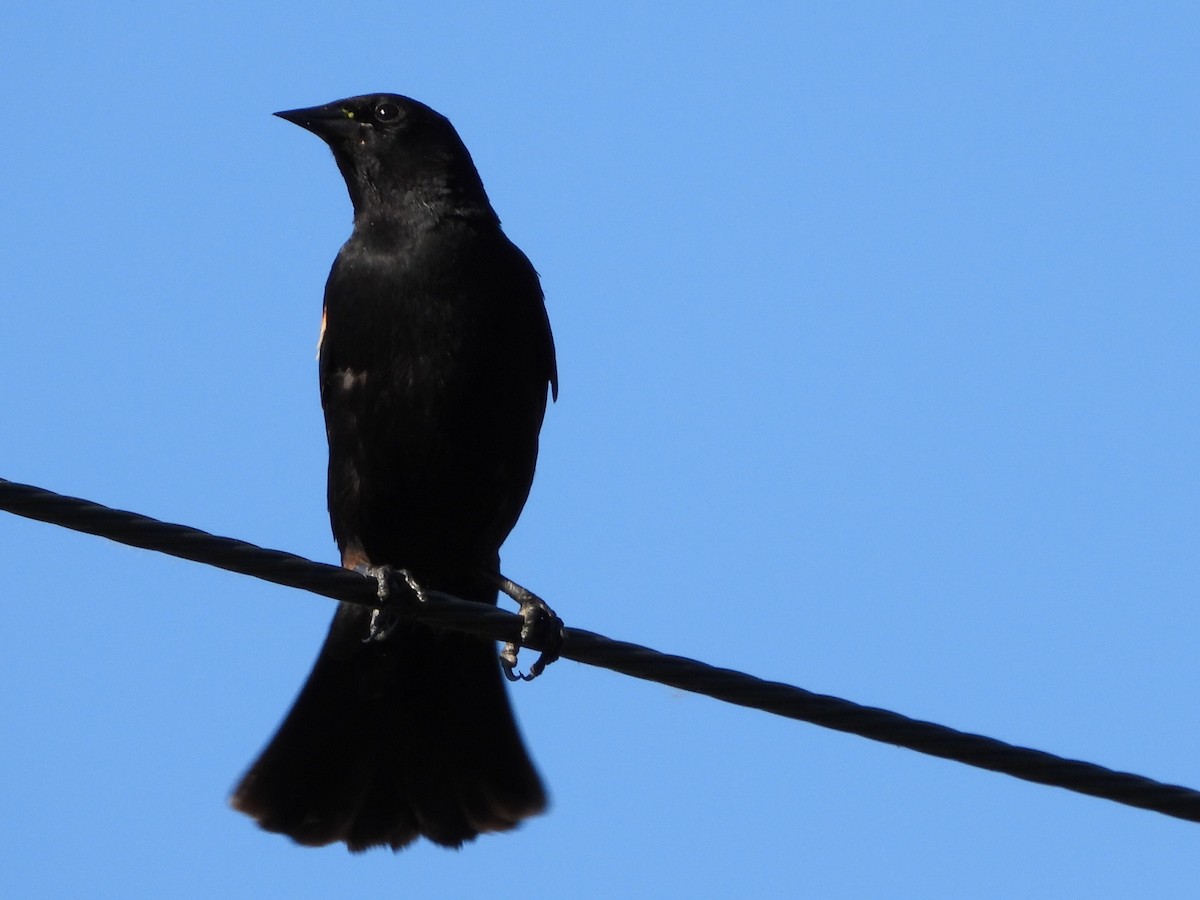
top-left (274, 103), bottom-right (359, 141)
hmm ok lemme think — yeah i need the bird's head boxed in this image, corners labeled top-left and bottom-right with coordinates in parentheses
top-left (275, 94), bottom-right (491, 221)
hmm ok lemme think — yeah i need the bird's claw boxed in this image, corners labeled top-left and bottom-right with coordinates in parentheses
top-left (354, 564), bottom-right (427, 642)
top-left (490, 575), bottom-right (563, 681)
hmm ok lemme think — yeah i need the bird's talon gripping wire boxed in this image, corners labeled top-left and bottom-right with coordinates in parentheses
top-left (354, 564), bottom-right (426, 641)
top-left (486, 572), bottom-right (564, 681)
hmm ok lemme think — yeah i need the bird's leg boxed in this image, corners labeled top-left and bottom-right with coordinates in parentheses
top-left (484, 571), bottom-right (564, 681)
top-left (353, 564), bottom-right (427, 641)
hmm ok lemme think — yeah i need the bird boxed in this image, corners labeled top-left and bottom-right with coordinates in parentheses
top-left (231, 93), bottom-right (558, 852)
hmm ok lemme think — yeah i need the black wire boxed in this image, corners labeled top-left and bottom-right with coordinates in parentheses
top-left (3, 475), bottom-right (1199, 823)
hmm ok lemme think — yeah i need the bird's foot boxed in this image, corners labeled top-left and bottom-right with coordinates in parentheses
top-left (354, 564), bottom-right (427, 641)
top-left (487, 573), bottom-right (564, 681)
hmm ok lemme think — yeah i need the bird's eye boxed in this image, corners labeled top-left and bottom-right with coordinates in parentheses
top-left (374, 102), bottom-right (402, 123)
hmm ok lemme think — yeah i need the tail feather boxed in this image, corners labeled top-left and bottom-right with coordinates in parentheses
top-left (231, 602), bottom-right (546, 851)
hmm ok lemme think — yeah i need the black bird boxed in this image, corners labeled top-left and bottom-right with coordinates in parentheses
top-left (232, 94), bottom-right (557, 851)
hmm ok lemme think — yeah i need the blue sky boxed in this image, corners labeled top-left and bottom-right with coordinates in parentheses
top-left (2, 3), bottom-right (1198, 897)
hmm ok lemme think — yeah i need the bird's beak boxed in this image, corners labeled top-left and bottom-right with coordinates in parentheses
top-left (274, 103), bottom-right (359, 141)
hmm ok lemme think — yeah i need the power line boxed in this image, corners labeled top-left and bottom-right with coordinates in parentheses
top-left (3, 475), bottom-right (1199, 824)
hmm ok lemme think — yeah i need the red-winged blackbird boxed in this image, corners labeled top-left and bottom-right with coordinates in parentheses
top-left (231, 94), bottom-right (557, 852)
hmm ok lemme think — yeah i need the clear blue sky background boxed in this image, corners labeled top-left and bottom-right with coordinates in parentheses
top-left (2, 3), bottom-right (1197, 897)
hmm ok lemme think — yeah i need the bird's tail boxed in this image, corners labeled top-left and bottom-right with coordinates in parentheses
top-left (230, 600), bottom-right (546, 851)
